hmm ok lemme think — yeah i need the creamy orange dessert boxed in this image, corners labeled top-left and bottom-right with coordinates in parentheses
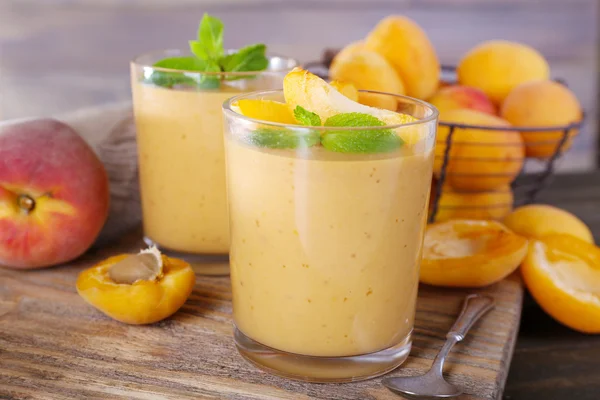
top-left (131, 14), bottom-right (294, 257)
top-left (224, 69), bottom-right (437, 357)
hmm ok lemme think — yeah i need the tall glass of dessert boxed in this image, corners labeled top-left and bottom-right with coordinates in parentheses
top-left (130, 14), bottom-right (297, 275)
top-left (223, 68), bottom-right (438, 382)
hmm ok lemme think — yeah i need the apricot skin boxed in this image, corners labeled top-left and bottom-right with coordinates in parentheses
top-left (501, 80), bottom-right (582, 158)
top-left (503, 204), bottom-right (593, 243)
top-left (77, 254), bottom-right (196, 325)
top-left (330, 49), bottom-right (405, 110)
top-left (364, 15), bottom-right (440, 100)
top-left (457, 40), bottom-right (550, 105)
top-left (430, 185), bottom-right (513, 222)
top-left (434, 109), bottom-right (524, 191)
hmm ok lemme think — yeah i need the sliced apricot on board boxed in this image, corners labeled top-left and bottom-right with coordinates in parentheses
top-left (522, 234), bottom-right (600, 334)
top-left (421, 220), bottom-right (528, 287)
top-left (77, 247), bottom-right (195, 325)
top-left (235, 99), bottom-right (297, 124)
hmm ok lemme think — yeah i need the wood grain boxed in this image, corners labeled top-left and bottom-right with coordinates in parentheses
top-left (0, 229), bottom-right (523, 400)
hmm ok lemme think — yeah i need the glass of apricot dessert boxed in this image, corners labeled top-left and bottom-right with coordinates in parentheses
top-left (131, 14), bottom-right (297, 275)
top-left (222, 68), bottom-right (438, 382)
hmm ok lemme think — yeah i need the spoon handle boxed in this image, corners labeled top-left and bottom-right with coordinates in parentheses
top-left (448, 294), bottom-right (495, 341)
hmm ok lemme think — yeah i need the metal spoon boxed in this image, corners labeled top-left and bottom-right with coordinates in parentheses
top-left (382, 294), bottom-right (495, 398)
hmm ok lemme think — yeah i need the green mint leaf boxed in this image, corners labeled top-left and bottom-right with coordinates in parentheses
top-left (294, 106), bottom-right (321, 126)
top-left (220, 44), bottom-right (269, 73)
top-left (321, 112), bottom-right (403, 153)
top-left (196, 13), bottom-right (224, 60)
top-left (246, 128), bottom-right (321, 149)
top-left (146, 56), bottom-right (221, 89)
top-left (324, 113), bottom-right (385, 128)
top-left (154, 56), bottom-right (203, 70)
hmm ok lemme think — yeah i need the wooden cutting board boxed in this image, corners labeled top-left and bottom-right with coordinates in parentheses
top-left (0, 229), bottom-right (523, 400)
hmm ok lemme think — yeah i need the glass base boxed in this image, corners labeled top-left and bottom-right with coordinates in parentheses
top-left (143, 237), bottom-right (229, 276)
top-left (234, 327), bottom-right (411, 383)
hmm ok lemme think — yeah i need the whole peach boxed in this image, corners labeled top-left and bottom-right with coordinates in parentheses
top-left (429, 85), bottom-right (497, 115)
top-left (0, 119), bottom-right (110, 269)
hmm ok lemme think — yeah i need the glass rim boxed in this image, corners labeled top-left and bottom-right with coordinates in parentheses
top-left (131, 48), bottom-right (299, 77)
top-left (223, 89), bottom-right (440, 130)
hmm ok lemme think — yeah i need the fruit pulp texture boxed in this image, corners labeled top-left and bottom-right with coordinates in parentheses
top-left (132, 83), bottom-right (235, 254)
top-left (226, 140), bottom-right (434, 357)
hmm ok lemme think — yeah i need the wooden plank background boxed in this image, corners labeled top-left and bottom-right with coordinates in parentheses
top-left (0, 0), bottom-right (598, 171)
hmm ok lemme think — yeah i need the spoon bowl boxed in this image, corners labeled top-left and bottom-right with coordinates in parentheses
top-left (382, 294), bottom-right (495, 398)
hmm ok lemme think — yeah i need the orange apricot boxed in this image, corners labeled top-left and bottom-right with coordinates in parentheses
top-left (522, 235), bottom-right (600, 333)
top-left (430, 185), bottom-right (514, 222)
top-left (364, 15), bottom-right (440, 100)
top-left (330, 49), bottom-right (405, 110)
top-left (504, 204), bottom-right (594, 243)
top-left (501, 80), bottom-right (583, 158)
top-left (77, 248), bottom-right (195, 324)
top-left (434, 109), bottom-right (524, 191)
top-left (457, 40), bottom-right (550, 104)
top-left (421, 220), bottom-right (528, 288)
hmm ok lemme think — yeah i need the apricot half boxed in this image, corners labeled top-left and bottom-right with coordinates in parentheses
top-left (421, 220), bottom-right (528, 288)
top-left (522, 235), bottom-right (600, 333)
top-left (77, 247), bottom-right (195, 324)
top-left (504, 204), bottom-right (594, 244)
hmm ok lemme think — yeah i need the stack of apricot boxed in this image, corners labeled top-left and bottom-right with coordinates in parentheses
top-left (330, 16), bottom-right (596, 335)
top-left (330, 16), bottom-right (583, 223)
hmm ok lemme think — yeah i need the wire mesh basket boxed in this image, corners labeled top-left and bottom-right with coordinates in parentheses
top-left (304, 56), bottom-right (585, 224)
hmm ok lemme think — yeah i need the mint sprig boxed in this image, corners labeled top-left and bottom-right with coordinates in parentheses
top-left (146, 13), bottom-right (269, 89)
top-left (321, 112), bottom-right (404, 153)
top-left (294, 106), bottom-right (321, 126)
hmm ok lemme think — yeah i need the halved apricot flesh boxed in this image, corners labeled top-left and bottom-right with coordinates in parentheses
top-left (236, 99), bottom-right (297, 124)
top-left (522, 234), bottom-right (600, 333)
top-left (421, 220), bottom-right (528, 287)
top-left (77, 249), bottom-right (195, 324)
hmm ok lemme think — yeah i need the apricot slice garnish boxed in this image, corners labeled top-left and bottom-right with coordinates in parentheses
top-left (330, 80), bottom-right (359, 102)
top-left (522, 234), bottom-right (600, 333)
top-left (421, 220), bottom-right (528, 288)
top-left (235, 99), bottom-right (297, 124)
top-left (283, 67), bottom-right (423, 145)
top-left (77, 247), bottom-right (195, 325)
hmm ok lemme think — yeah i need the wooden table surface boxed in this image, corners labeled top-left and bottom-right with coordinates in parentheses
top-left (504, 171), bottom-right (600, 400)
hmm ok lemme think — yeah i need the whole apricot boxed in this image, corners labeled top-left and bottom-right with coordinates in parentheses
top-left (434, 109), bottom-right (524, 191)
top-left (429, 85), bottom-right (496, 115)
top-left (501, 80), bottom-right (582, 158)
top-left (330, 49), bottom-right (405, 110)
top-left (503, 204), bottom-right (593, 243)
top-left (364, 15), bottom-right (440, 100)
top-left (330, 41), bottom-right (366, 71)
top-left (457, 40), bottom-right (550, 104)
top-left (430, 185), bottom-right (514, 222)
